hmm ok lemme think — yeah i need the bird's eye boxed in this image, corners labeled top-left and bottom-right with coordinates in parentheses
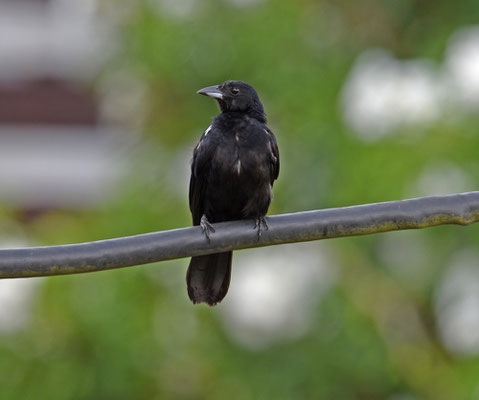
top-left (231, 87), bottom-right (240, 95)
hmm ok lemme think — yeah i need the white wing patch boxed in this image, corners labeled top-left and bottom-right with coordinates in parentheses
top-left (266, 140), bottom-right (277, 163)
top-left (235, 160), bottom-right (241, 175)
top-left (196, 125), bottom-right (212, 150)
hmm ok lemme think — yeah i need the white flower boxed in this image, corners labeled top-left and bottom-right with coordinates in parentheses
top-left (0, 278), bottom-right (42, 334)
top-left (444, 25), bottom-right (479, 108)
top-left (408, 161), bottom-right (473, 198)
top-left (219, 242), bottom-right (336, 350)
top-left (435, 250), bottom-right (479, 356)
top-left (340, 49), bottom-right (441, 140)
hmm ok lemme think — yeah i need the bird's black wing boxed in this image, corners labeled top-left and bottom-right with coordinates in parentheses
top-left (189, 127), bottom-right (215, 225)
top-left (265, 127), bottom-right (280, 184)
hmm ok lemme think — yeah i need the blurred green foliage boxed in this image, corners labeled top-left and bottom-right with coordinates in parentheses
top-left (2, 0), bottom-right (479, 399)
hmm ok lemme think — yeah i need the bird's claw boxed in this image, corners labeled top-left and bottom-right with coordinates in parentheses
top-left (200, 215), bottom-right (215, 242)
top-left (254, 217), bottom-right (269, 240)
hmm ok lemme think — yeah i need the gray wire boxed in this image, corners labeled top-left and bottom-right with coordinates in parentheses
top-left (1, 191), bottom-right (478, 278)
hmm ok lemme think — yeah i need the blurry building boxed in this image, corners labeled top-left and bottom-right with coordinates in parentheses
top-left (0, 0), bottom-right (125, 211)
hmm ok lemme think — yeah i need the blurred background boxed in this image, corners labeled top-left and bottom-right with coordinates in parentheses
top-left (1, 0), bottom-right (479, 398)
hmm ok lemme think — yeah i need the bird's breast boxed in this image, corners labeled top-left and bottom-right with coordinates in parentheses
top-left (211, 136), bottom-right (269, 184)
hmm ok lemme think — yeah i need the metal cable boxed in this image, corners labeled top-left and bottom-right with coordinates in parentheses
top-left (1, 191), bottom-right (478, 278)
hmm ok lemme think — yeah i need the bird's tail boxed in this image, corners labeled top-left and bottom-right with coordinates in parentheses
top-left (186, 252), bottom-right (232, 306)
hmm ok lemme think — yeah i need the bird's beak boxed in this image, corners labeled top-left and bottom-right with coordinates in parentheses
top-left (197, 85), bottom-right (224, 99)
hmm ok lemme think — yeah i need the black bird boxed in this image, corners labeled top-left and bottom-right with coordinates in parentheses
top-left (187, 80), bottom-right (280, 306)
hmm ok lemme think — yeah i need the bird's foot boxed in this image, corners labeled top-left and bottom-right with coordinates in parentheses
top-left (200, 215), bottom-right (215, 242)
top-left (254, 217), bottom-right (269, 240)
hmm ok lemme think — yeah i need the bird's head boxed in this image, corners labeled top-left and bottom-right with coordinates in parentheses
top-left (197, 80), bottom-right (266, 122)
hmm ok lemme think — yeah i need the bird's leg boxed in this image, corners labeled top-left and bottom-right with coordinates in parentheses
top-left (200, 214), bottom-right (215, 242)
top-left (254, 216), bottom-right (269, 240)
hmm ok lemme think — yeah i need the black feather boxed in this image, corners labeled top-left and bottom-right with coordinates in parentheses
top-left (187, 252), bottom-right (232, 306)
top-left (187, 80), bottom-right (280, 305)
